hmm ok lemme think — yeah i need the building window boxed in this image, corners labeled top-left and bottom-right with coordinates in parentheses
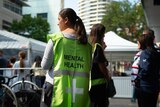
top-left (154, 0), bottom-right (160, 5)
top-left (37, 13), bottom-right (48, 20)
top-left (2, 20), bottom-right (12, 30)
top-left (3, 0), bottom-right (22, 15)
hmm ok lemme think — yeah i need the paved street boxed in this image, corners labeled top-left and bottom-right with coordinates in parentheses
top-left (109, 98), bottom-right (137, 107)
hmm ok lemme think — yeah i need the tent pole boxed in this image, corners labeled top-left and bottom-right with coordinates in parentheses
top-left (27, 42), bottom-right (32, 64)
top-left (109, 52), bottom-right (113, 76)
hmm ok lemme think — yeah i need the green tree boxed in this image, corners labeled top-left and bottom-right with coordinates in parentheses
top-left (9, 15), bottom-right (50, 42)
top-left (102, 0), bottom-right (147, 42)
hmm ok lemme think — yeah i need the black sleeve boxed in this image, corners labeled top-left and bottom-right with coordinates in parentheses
top-left (93, 45), bottom-right (107, 63)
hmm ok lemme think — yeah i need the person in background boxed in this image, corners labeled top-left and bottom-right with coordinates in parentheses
top-left (89, 24), bottom-right (110, 107)
top-left (41, 8), bottom-right (92, 107)
top-left (0, 49), bottom-right (7, 75)
top-left (133, 28), bottom-right (160, 105)
top-left (7, 56), bottom-right (17, 85)
top-left (143, 27), bottom-right (159, 49)
top-left (31, 55), bottom-right (45, 88)
top-left (136, 33), bottom-right (160, 107)
top-left (4, 56), bottom-right (16, 78)
top-left (0, 49), bottom-right (7, 103)
top-left (7, 56), bottom-right (16, 73)
top-left (9, 56), bottom-right (16, 68)
top-left (131, 35), bottom-right (146, 103)
top-left (13, 51), bottom-right (31, 82)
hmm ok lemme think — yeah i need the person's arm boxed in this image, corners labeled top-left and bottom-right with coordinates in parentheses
top-left (98, 62), bottom-right (110, 80)
top-left (13, 62), bottom-right (18, 75)
top-left (94, 45), bottom-right (110, 80)
top-left (41, 39), bottom-right (53, 70)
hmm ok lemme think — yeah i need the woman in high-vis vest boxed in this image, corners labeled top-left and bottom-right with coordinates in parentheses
top-left (41, 8), bottom-right (92, 107)
top-left (89, 24), bottom-right (110, 107)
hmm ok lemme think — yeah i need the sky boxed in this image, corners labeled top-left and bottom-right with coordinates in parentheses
top-left (64, 0), bottom-right (139, 13)
top-left (64, 0), bottom-right (78, 13)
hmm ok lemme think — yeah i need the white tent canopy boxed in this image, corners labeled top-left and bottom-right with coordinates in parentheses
top-left (103, 31), bottom-right (138, 62)
top-left (0, 30), bottom-right (29, 49)
top-left (103, 31), bottom-right (139, 73)
top-left (0, 30), bottom-right (47, 63)
top-left (104, 31), bottom-right (138, 52)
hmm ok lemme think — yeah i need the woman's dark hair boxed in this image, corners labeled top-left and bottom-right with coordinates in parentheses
top-left (144, 34), bottom-right (155, 50)
top-left (143, 28), bottom-right (155, 41)
top-left (34, 56), bottom-right (42, 67)
top-left (138, 34), bottom-right (146, 50)
top-left (89, 24), bottom-right (106, 45)
top-left (139, 34), bottom-right (155, 50)
top-left (59, 8), bottom-right (87, 44)
top-left (10, 56), bottom-right (16, 64)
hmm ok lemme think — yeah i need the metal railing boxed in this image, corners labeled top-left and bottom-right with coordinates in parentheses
top-left (0, 68), bottom-right (133, 98)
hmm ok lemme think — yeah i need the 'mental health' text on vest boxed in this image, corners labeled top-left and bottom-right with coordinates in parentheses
top-left (64, 55), bottom-right (84, 69)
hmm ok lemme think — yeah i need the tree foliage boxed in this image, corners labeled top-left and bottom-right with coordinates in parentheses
top-left (9, 15), bottom-right (50, 42)
top-left (102, 0), bottom-right (147, 42)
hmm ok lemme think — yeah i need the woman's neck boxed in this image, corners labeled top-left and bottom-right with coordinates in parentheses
top-left (62, 28), bottom-right (76, 35)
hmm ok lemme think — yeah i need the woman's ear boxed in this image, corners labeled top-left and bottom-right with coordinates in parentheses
top-left (64, 17), bottom-right (69, 24)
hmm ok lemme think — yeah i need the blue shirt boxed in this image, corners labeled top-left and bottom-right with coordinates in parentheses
top-left (138, 49), bottom-right (160, 93)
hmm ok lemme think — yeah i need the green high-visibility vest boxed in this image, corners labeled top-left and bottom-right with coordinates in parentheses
top-left (49, 33), bottom-right (92, 107)
top-left (91, 43), bottom-right (106, 86)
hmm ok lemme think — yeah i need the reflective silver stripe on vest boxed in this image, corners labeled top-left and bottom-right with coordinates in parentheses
top-left (54, 70), bottom-right (89, 78)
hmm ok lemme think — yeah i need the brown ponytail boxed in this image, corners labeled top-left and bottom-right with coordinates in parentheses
top-left (74, 16), bottom-right (87, 44)
top-left (19, 51), bottom-right (26, 72)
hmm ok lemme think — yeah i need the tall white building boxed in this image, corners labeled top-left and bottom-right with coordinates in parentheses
top-left (23, 0), bottom-right (64, 33)
top-left (78, 0), bottom-right (111, 33)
